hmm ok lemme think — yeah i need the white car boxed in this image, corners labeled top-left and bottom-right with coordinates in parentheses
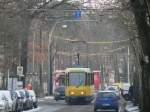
top-left (18, 89), bottom-right (33, 110)
top-left (27, 90), bottom-right (38, 108)
top-left (0, 90), bottom-right (16, 112)
top-left (0, 92), bottom-right (9, 112)
top-left (11, 90), bottom-right (24, 111)
top-left (105, 86), bottom-right (121, 96)
top-left (122, 83), bottom-right (130, 100)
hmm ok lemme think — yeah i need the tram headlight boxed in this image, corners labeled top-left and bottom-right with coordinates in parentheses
top-left (70, 91), bottom-right (75, 95)
top-left (81, 91), bottom-right (84, 95)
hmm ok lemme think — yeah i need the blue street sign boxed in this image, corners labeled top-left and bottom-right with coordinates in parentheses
top-left (74, 10), bottom-right (81, 19)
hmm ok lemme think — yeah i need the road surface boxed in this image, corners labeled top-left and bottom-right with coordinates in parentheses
top-left (23, 96), bottom-right (129, 112)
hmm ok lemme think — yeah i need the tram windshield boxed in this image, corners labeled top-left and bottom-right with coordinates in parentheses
top-left (69, 72), bottom-right (86, 86)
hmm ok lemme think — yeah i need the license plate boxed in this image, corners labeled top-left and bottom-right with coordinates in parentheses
top-left (102, 104), bottom-right (110, 106)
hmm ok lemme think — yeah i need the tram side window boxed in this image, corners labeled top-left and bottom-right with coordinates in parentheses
top-left (86, 73), bottom-right (89, 86)
top-left (65, 73), bottom-right (69, 86)
top-left (87, 73), bottom-right (93, 85)
top-left (91, 73), bottom-right (94, 85)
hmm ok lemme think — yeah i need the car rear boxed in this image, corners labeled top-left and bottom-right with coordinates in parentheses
top-left (15, 91), bottom-right (24, 111)
top-left (94, 91), bottom-right (119, 112)
top-left (19, 90), bottom-right (33, 110)
top-left (27, 90), bottom-right (38, 108)
top-left (122, 83), bottom-right (130, 100)
top-left (0, 90), bottom-right (13, 112)
top-left (105, 86), bottom-right (121, 97)
top-left (54, 86), bottom-right (65, 101)
top-left (0, 92), bottom-right (8, 112)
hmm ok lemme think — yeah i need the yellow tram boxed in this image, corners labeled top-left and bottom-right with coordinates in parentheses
top-left (65, 67), bottom-right (94, 104)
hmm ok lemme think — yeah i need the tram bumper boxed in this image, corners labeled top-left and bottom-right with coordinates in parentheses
top-left (66, 96), bottom-right (92, 102)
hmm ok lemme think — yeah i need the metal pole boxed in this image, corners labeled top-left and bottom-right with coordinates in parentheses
top-left (127, 46), bottom-right (130, 82)
top-left (100, 58), bottom-right (105, 90)
top-left (69, 42), bottom-right (72, 67)
top-left (39, 28), bottom-right (43, 96)
top-left (7, 69), bottom-right (10, 90)
top-left (86, 43), bottom-right (89, 68)
top-left (54, 52), bottom-right (56, 71)
top-left (42, 32), bottom-right (44, 83)
top-left (18, 41), bottom-right (21, 81)
top-left (77, 53), bottom-right (80, 65)
top-left (33, 32), bottom-right (35, 73)
top-left (42, 31), bottom-right (45, 95)
top-left (19, 42), bottom-right (21, 66)
top-left (48, 22), bottom-right (57, 95)
top-left (53, 36), bottom-right (57, 71)
top-left (32, 32), bottom-right (35, 90)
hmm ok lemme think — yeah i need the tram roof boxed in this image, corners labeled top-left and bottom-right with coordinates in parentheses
top-left (65, 68), bottom-right (91, 73)
top-left (53, 70), bottom-right (65, 73)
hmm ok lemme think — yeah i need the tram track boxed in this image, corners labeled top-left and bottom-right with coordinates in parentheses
top-left (54, 104), bottom-right (93, 112)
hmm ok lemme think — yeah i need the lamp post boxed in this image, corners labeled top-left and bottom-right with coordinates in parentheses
top-left (47, 19), bottom-right (98, 95)
top-left (127, 46), bottom-right (130, 83)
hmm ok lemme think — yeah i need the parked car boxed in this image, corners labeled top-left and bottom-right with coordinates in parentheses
top-left (122, 83), bottom-right (130, 100)
top-left (54, 86), bottom-right (65, 101)
top-left (0, 92), bottom-right (9, 112)
top-left (18, 90), bottom-right (33, 110)
top-left (27, 90), bottom-right (38, 108)
top-left (94, 91), bottom-right (120, 112)
top-left (105, 86), bottom-right (121, 97)
top-left (0, 90), bottom-right (16, 112)
top-left (11, 90), bottom-right (24, 112)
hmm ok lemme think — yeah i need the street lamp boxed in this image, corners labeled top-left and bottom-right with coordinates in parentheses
top-left (62, 24), bottom-right (68, 28)
top-left (47, 19), bottom-right (98, 95)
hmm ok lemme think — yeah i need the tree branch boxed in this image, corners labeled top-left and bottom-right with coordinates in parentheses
top-left (30, 0), bottom-right (68, 18)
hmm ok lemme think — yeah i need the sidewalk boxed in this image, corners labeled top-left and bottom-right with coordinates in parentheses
top-left (125, 101), bottom-right (140, 112)
top-left (23, 107), bottom-right (40, 112)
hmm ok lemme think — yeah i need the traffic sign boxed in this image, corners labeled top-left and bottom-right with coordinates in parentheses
top-left (17, 81), bottom-right (23, 89)
top-left (74, 10), bottom-right (81, 19)
top-left (17, 66), bottom-right (23, 76)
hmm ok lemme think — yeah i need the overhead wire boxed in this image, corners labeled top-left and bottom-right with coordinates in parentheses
top-left (52, 0), bottom-right (135, 68)
top-left (54, 35), bottom-right (130, 44)
top-left (56, 45), bottom-right (128, 57)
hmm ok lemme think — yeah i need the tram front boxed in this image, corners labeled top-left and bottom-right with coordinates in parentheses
top-left (65, 67), bottom-right (94, 104)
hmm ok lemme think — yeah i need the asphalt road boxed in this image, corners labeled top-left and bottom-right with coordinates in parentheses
top-left (39, 100), bottom-right (94, 112)
top-left (23, 96), bottom-right (127, 112)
